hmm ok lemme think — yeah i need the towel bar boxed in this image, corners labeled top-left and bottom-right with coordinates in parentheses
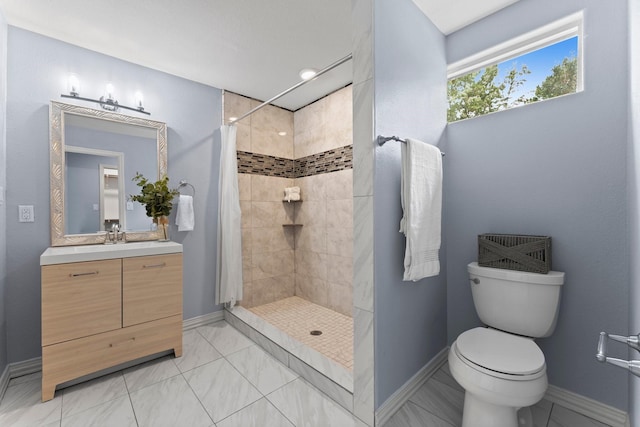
top-left (377, 135), bottom-right (445, 156)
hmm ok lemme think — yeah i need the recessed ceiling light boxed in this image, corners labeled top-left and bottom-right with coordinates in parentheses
top-left (278, 131), bottom-right (287, 136)
top-left (299, 68), bottom-right (317, 81)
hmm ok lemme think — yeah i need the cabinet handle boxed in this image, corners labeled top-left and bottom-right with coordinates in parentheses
top-left (109, 337), bottom-right (136, 347)
top-left (69, 271), bottom-right (99, 277)
top-left (143, 262), bottom-right (166, 269)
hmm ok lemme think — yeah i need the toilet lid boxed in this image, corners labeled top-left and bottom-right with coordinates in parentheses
top-left (456, 327), bottom-right (545, 375)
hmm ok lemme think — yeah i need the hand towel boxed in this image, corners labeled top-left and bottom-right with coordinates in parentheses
top-left (400, 138), bottom-right (442, 281)
top-left (175, 194), bottom-right (194, 231)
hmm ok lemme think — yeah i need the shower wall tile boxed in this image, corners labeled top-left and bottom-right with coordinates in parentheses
top-left (236, 123), bottom-right (251, 152)
top-left (252, 201), bottom-right (292, 228)
top-left (240, 201), bottom-right (252, 229)
top-left (296, 174), bottom-right (327, 202)
top-left (326, 169), bottom-right (353, 201)
top-left (252, 227), bottom-right (294, 255)
top-left (352, 0), bottom-right (373, 86)
top-left (326, 255), bottom-right (353, 288)
top-left (251, 175), bottom-right (294, 202)
top-left (295, 250), bottom-right (328, 281)
top-left (295, 274), bottom-right (329, 308)
top-left (252, 250), bottom-right (295, 280)
top-left (224, 91), bottom-right (252, 123)
top-left (238, 173), bottom-right (252, 201)
top-left (327, 199), bottom-right (353, 230)
top-left (327, 227), bottom-right (353, 258)
top-left (353, 307), bottom-right (374, 426)
top-left (328, 282), bottom-right (353, 317)
top-left (295, 225), bottom-right (327, 254)
top-left (251, 103), bottom-right (294, 159)
top-left (353, 79), bottom-right (374, 198)
top-left (296, 200), bottom-right (327, 228)
top-left (353, 196), bottom-right (373, 312)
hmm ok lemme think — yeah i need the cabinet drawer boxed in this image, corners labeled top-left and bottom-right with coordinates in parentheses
top-left (42, 259), bottom-right (122, 346)
top-left (42, 315), bottom-right (182, 401)
top-left (123, 253), bottom-right (182, 327)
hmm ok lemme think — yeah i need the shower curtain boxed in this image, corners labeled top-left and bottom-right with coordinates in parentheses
top-left (215, 124), bottom-right (243, 306)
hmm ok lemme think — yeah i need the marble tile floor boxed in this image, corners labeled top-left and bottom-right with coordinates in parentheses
top-left (382, 363), bottom-right (612, 427)
top-left (0, 321), bottom-right (367, 427)
top-left (0, 319), bottom-right (611, 427)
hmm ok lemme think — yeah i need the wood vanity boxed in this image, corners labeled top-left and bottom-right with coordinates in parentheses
top-left (40, 242), bottom-right (183, 402)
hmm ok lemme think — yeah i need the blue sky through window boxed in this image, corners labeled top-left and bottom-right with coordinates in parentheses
top-left (496, 36), bottom-right (578, 101)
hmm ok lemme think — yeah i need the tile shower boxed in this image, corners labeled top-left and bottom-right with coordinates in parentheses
top-left (224, 87), bottom-right (354, 369)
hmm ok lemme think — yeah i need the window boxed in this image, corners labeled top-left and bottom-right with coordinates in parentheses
top-left (447, 12), bottom-right (583, 123)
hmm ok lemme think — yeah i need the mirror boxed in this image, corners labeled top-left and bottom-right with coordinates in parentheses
top-left (50, 101), bottom-right (167, 246)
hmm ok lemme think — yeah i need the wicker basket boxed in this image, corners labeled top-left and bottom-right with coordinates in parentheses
top-left (478, 234), bottom-right (551, 274)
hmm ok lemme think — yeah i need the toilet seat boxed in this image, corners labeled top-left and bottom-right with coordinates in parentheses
top-left (456, 327), bottom-right (545, 378)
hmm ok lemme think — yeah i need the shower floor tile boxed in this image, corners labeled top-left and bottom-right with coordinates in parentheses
top-left (248, 296), bottom-right (354, 370)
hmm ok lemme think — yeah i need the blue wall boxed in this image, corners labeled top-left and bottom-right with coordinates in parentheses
top-left (444, 0), bottom-right (629, 410)
top-left (0, 10), bottom-right (8, 377)
top-left (5, 28), bottom-right (223, 363)
top-left (373, 0), bottom-right (448, 407)
top-left (627, 0), bottom-right (640, 423)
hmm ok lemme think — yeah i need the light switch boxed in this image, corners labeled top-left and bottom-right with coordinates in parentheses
top-left (126, 201), bottom-right (134, 211)
top-left (18, 205), bottom-right (34, 222)
top-left (0, 186), bottom-right (4, 206)
top-left (93, 204), bottom-right (99, 211)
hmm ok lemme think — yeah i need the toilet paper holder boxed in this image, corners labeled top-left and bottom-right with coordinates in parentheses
top-left (596, 332), bottom-right (640, 377)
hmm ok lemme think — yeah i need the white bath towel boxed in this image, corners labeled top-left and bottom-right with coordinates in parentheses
top-left (400, 138), bottom-right (442, 281)
top-left (175, 194), bottom-right (194, 231)
top-left (283, 186), bottom-right (301, 202)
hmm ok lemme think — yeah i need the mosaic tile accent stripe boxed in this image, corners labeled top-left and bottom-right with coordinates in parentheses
top-left (237, 145), bottom-right (353, 178)
top-left (237, 151), bottom-right (294, 177)
top-left (295, 145), bottom-right (353, 178)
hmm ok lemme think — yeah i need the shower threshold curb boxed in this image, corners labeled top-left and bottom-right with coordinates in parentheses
top-left (224, 306), bottom-right (356, 414)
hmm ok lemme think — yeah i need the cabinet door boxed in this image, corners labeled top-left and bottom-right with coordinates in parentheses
top-left (42, 259), bottom-right (122, 346)
top-left (123, 253), bottom-right (182, 327)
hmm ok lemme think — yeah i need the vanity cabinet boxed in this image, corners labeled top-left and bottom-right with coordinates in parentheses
top-left (40, 243), bottom-right (183, 402)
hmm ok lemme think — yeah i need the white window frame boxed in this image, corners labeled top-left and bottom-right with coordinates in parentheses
top-left (447, 11), bottom-right (584, 93)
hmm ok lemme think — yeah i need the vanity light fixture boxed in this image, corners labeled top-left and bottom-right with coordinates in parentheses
top-left (60, 75), bottom-right (151, 115)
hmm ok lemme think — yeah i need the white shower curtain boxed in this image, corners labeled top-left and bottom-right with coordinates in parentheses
top-left (215, 124), bottom-right (243, 306)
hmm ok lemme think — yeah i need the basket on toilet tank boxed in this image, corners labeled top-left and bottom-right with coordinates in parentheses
top-left (478, 233), bottom-right (551, 274)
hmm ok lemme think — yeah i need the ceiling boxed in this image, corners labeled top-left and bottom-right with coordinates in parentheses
top-left (0, 0), bottom-right (518, 111)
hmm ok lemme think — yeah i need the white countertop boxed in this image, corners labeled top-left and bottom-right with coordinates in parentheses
top-left (40, 241), bottom-right (183, 265)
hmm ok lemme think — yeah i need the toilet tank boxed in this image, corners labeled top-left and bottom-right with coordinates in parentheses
top-left (468, 262), bottom-right (565, 338)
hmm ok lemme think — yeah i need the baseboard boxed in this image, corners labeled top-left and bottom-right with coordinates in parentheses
top-left (375, 347), bottom-right (449, 426)
top-left (0, 364), bottom-right (9, 402)
top-left (182, 310), bottom-right (225, 330)
top-left (545, 385), bottom-right (629, 427)
top-left (0, 311), bottom-right (226, 400)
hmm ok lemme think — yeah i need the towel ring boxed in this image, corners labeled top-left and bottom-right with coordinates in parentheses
top-left (178, 180), bottom-right (195, 197)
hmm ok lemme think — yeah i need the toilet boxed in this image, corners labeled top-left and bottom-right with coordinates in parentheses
top-left (449, 262), bottom-right (565, 427)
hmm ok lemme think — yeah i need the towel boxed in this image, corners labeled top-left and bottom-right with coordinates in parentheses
top-left (283, 186), bottom-right (301, 202)
top-left (175, 194), bottom-right (194, 231)
top-left (400, 138), bottom-right (442, 281)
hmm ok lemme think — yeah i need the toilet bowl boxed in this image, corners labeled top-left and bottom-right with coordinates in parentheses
top-left (450, 263), bottom-right (564, 427)
top-left (449, 327), bottom-right (548, 427)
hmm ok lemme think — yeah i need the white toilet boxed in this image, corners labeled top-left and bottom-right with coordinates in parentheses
top-left (449, 262), bottom-right (565, 427)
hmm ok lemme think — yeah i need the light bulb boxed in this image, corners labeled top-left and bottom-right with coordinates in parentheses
top-left (68, 74), bottom-right (80, 96)
top-left (104, 83), bottom-right (115, 101)
top-left (134, 91), bottom-right (144, 110)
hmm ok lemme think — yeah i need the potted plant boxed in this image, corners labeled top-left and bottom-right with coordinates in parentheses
top-left (130, 172), bottom-right (179, 241)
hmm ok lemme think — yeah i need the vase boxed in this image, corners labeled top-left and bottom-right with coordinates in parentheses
top-left (153, 216), bottom-right (170, 241)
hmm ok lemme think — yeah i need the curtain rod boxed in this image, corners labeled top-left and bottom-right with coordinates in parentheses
top-left (229, 53), bottom-right (353, 124)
